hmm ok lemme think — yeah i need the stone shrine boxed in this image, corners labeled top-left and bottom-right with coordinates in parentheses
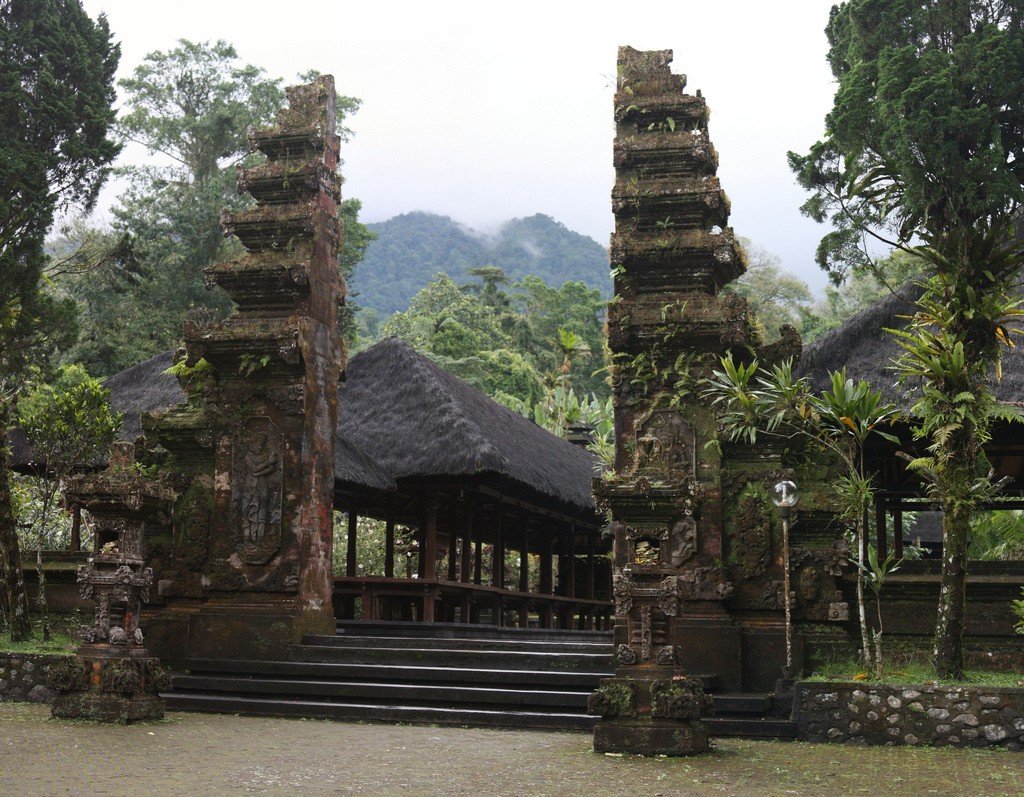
top-left (49, 441), bottom-right (172, 721)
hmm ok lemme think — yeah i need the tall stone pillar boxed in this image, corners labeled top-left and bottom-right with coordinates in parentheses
top-left (144, 77), bottom-right (344, 660)
top-left (589, 47), bottom-right (752, 755)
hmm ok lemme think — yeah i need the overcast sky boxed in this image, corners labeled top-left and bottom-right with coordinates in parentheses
top-left (82, 0), bottom-right (842, 293)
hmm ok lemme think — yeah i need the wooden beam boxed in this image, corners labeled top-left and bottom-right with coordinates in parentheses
top-left (540, 530), bottom-right (553, 595)
top-left (586, 531), bottom-right (596, 600)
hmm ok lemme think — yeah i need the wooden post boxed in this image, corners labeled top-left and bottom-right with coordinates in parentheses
top-left (69, 504), bottom-right (81, 553)
top-left (492, 506), bottom-right (505, 589)
top-left (586, 531), bottom-right (596, 600)
top-left (460, 503), bottom-right (473, 583)
top-left (384, 517), bottom-right (395, 578)
top-left (473, 533), bottom-right (483, 585)
top-left (875, 498), bottom-right (888, 561)
top-left (894, 507), bottom-right (904, 560)
top-left (566, 524), bottom-right (576, 598)
top-left (421, 492), bottom-right (438, 581)
top-left (447, 505), bottom-right (458, 583)
top-left (540, 531), bottom-right (553, 594)
top-left (346, 509), bottom-right (358, 577)
top-left (519, 517), bottom-right (530, 593)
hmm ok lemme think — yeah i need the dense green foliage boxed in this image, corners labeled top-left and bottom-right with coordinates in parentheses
top-left (0, 0), bottom-right (119, 384)
top-left (352, 211), bottom-right (610, 317)
top-left (378, 268), bottom-right (608, 413)
top-left (791, 0), bottom-right (1024, 678)
top-left (17, 365), bottom-right (118, 639)
top-left (0, 0), bottom-right (120, 641)
top-left (61, 40), bottom-right (371, 377)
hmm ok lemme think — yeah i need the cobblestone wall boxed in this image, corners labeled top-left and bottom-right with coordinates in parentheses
top-left (0, 653), bottom-right (70, 704)
top-left (794, 681), bottom-right (1024, 750)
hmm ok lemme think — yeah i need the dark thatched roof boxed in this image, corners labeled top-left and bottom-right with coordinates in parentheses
top-left (797, 281), bottom-right (1024, 407)
top-left (104, 350), bottom-right (184, 442)
top-left (338, 338), bottom-right (599, 515)
top-left (11, 339), bottom-right (598, 515)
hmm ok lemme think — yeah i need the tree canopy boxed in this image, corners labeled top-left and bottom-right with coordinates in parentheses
top-left (790, 0), bottom-right (1024, 678)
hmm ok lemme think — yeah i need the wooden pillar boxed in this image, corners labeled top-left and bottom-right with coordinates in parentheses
top-left (492, 507), bottom-right (505, 589)
top-left (586, 531), bottom-right (596, 600)
top-left (460, 504), bottom-right (473, 583)
top-left (384, 517), bottom-right (395, 578)
top-left (519, 517), bottom-right (530, 593)
top-left (447, 505), bottom-right (458, 582)
top-left (566, 524), bottom-right (576, 598)
top-left (69, 504), bottom-right (81, 552)
top-left (419, 492), bottom-right (438, 580)
top-left (473, 533), bottom-right (483, 585)
top-left (345, 509), bottom-right (358, 577)
top-left (875, 497), bottom-right (888, 561)
top-left (540, 531), bottom-right (553, 594)
top-left (894, 508), bottom-right (904, 560)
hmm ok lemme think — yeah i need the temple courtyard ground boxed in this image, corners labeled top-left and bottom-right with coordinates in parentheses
top-left (0, 703), bottom-right (1020, 796)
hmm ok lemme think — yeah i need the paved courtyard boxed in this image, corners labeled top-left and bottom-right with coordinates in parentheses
top-left (0, 703), bottom-right (1020, 796)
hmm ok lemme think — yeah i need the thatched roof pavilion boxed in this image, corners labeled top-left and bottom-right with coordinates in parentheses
top-left (12, 338), bottom-right (609, 628)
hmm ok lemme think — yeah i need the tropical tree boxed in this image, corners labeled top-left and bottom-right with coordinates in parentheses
top-left (0, 0), bottom-right (120, 640)
top-left (704, 357), bottom-right (899, 671)
top-left (789, 0), bottom-right (1024, 678)
top-left (64, 40), bottom-right (371, 375)
top-left (730, 242), bottom-right (813, 343)
top-left (16, 365), bottom-right (119, 639)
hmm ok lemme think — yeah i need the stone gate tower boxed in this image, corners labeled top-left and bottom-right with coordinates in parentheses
top-left (142, 76), bottom-right (344, 659)
top-left (589, 47), bottom-right (751, 755)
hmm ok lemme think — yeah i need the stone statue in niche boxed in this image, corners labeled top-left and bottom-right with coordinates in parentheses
top-left (633, 409), bottom-right (695, 479)
top-left (231, 417), bottom-right (283, 564)
top-left (669, 516), bottom-right (697, 567)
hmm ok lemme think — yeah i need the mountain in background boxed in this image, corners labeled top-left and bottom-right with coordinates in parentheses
top-left (351, 211), bottom-right (610, 316)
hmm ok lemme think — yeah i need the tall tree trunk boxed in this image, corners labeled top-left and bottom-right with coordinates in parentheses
top-left (0, 424), bottom-right (32, 641)
top-left (933, 431), bottom-right (973, 679)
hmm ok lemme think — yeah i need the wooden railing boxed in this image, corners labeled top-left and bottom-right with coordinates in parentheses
top-left (333, 576), bottom-right (613, 631)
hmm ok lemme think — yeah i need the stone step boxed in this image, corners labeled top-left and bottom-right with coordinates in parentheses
top-left (296, 643), bottom-right (613, 672)
top-left (305, 634), bottom-right (612, 654)
top-left (335, 619), bottom-right (612, 644)
top-left (704, 716), bottom-right (798, 739)
top-left (712, 693), bottom-right (775, 715)
top-left (171, 674), bottom-right (591, 709)
top-left (163, 692), bottom-right (598, 731)
top-left (180, 659), bottom-right (612, 689)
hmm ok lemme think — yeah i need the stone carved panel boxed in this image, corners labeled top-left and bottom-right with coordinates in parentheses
top-left (670, 516), bottom-right (697, 567)
top-left (632, 409), bottom-right (695, 480)
top-left (231, 417), bottom-right (284, 565)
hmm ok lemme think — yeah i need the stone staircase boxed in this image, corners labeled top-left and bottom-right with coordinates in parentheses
top-left (164, 620), bottom-right (796, 737)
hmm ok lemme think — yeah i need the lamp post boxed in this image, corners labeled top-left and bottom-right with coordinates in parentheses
top-left (772, 480), bottom-right (798, 677)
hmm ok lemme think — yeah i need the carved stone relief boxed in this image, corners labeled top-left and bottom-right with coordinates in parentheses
top-left (231, 417), bottom-right (284, 565)
top-left (632, 409), bottom-right (695, 480)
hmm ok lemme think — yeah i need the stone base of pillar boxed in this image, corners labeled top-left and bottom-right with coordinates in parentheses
top-left (48, 645), bottom-right (168, 723)
top-left (593, 717), bottom-right (710, 756)
top-left (588, 673), bottom-right (713, 756)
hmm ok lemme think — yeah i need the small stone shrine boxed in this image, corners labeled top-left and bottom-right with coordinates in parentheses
top-left (49, 441), bottom-right (173, 721)
top-left (138, 75), bottom-right (344, 660)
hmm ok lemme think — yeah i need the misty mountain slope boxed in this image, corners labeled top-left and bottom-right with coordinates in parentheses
top-left (351, 211), bottom-right (610, 316)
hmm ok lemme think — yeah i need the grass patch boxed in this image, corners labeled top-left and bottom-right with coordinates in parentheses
top-left (0, 620), bottom-right (78, 656)
top-left (805, 657), bottom-right (1023, 688)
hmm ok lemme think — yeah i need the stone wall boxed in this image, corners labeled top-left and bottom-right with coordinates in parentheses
top-left (794, 680), bottom-right (1024, 750)
top-left (0, 653), bottom-right (70, 704)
